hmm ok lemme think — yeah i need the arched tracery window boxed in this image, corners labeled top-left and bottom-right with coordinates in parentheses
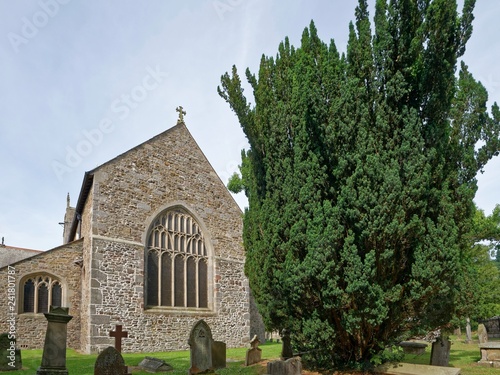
top-left (146, 208), bottom-right (209, 309)
top-left (22, 274), bottom-right (63, 313)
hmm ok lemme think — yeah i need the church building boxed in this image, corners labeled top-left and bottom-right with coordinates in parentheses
top-left (0, 118), bottom-right (264, 353)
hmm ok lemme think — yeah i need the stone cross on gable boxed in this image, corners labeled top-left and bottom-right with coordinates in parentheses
top-left (109, 325), bottom-right (128, 353)
top-left (176, 106), bottom-right (186, 123)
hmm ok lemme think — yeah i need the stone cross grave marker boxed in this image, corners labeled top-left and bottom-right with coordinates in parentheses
top-left (109, 325), bottom-right (128, 353)
top-left (0, 332), bottom-right (22, 371)
top-left (94, 346), bottom-right (127, 375)
top-left (188, 320), bottom-right (213, 374)
top-left (36, 306), bottom-right (73, 375)
top-left (245, 335), bottom-right (262, 366)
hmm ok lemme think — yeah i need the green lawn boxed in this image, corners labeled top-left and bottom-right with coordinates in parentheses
top-left (3, 337), bottom-right (499, 374)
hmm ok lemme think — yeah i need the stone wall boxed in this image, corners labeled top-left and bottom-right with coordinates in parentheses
top-left (0, 240), bottom-right (83, 350)
top-left (80, 124), bottom-right (264, 353)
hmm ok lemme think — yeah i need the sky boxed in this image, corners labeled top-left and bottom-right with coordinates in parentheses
top-left (0, 0), bottom-right (499, 251)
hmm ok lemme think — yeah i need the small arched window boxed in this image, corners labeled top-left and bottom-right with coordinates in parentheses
top-left (146, 208), bottom-right (209, 309)
top-left (21, 275), bottom-right (63, 314)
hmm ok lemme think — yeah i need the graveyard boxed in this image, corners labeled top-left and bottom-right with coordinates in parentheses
top-left (1, 332), bottom-right (499, 374)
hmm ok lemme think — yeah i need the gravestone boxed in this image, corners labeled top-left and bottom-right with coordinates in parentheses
top-left (430, 335), bottom-right (451, 367)
top-left (94, 346), bottom-right (127, 375)
top-left (280, 329), bottom-right (293, 360)
top-left (188, 320), bottom-right (214, 374)
top-left (109, 325), bottom-right (128, 353)
top-left (267, 357), bottom-right (302, 375)
top-left (465, 317), bottom-right (472, 343)
top-left (478, 324), bottom-right (488, 344)
top-left (138, 357), bottom-right (173, 372)
top-left (36, 306), bottom-right (73, 375)
top-left (212, 341), bottom-right (226, 370)
top-left (399, 341), bottom-right (427, 355)
top-left (478, 342), bottom-right (500, 367)
top-left (0, 333), bottom-right (22, 371)
top-left (245, 335), bottom-right (262, 366)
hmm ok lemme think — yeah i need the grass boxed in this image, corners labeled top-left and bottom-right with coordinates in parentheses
top-left (7, 342), bottom-right (282, 374)
top-left (3, 336), bottom-right (498, 374)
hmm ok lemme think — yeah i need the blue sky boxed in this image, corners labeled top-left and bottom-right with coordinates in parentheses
top-left (1, 0), bottom-right (499, 250)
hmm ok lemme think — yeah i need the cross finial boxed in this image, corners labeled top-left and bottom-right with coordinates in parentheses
top-left (176, 106), bottom-right (186, 124)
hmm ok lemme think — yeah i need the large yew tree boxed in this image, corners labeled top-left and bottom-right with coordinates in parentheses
top-left (219, 0), bottom-right (500, 368)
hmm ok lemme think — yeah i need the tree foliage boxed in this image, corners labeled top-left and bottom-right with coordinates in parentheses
top-left (219, 0), bottom-right (500, 368)
top-left (461, 205), bottom-right (500, 321)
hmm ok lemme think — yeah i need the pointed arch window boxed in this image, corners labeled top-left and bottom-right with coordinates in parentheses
top-left (21, 275), bottom-right (63, 313)
top-left (146, 208), bottom-right (209, 309)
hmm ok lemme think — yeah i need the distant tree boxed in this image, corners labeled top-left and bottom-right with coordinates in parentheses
top-left (219, 0), bottom-right (500, 369)
top-left (461, 205), bottom-right (500, 320)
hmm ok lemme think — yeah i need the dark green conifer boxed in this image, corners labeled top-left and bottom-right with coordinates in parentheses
top-left (219, 0), bottom-right (499, 368)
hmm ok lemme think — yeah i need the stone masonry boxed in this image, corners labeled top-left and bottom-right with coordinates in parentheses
top-left (0, 122), bottom-right (265, 354)
top-left (0, 240), bottom-right (83, 350)
top-left (79, 123), bottom-right (264, 353)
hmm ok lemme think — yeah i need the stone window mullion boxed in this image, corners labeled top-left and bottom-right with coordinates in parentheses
top-left (158, 251), bottom-right (163, 305)
top-left (195, 257), bottom-right (199, 308)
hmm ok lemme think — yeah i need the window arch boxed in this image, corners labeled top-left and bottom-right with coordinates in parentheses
top-left (21, 274), bottom-right (63, 313)
top-left (145, 207), bottom-right (210, 309)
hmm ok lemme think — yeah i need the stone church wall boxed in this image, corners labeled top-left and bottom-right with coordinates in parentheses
top-left (0, 240), bottom-right (83, 350)
top-left (82, 124), bottom-right (265, 353)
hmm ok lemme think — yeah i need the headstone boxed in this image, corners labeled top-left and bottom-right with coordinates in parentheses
top-left (109, 325), bottom-right (128, 353)
top-left (188, 319), bottom-right (214, 374)
top-left (280, 329), bottom-right (293, 360)
top-left (453, 327), bottom-right (461, 337)
top-left (430, 335), bottom-right (451, 367)
top-left (0, 333), bottom-right (22, 371)
top-left (465, 317), bottom-right (472, 343)
top-left (267, 357), bottom-right (302, 375)
top-left (138, 357), bottom-right (173, 372)
top-left (94, 346), bottom-right (127, 375)
top-left (399, 341), bottom-right (427, 355)
top-left (245, 335), bottom-right (262, 366)
top-left (478, 324), bottom-right (488, 344)
top-left (36, 306), bottom-right (73, 375)
top-left (212, 341), bottom-right (226, 370)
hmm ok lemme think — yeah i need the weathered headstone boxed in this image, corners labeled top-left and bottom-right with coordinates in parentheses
top-left (36, 306), bottom-right (73, 375)
top-left (245, 335), bottom-right (262, 366)
top-left (478, 324), bottom-right (488, 344)
top-left (267, 357), bottom-right (302, 375)
top-left (138, 357), bottom-right (173, 373)
top-left (0, 333), bottom-right (22, 371)
top-left (430, 335), bottom-right (451, 367)
top-left (453, 327), bottom-right (461, 337)
top-left (212, 340), bottom-right (226, 370)
top-left (280, 329), bottom-right (293, 360)
top-left (188, 319), bottom-right (214, 374)
top-left (399, 341), bottom-right (427, 355)
top-left (94, 346), bottom-right (127, 375)
top-left (465, 317), bottom-right (472, 343)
